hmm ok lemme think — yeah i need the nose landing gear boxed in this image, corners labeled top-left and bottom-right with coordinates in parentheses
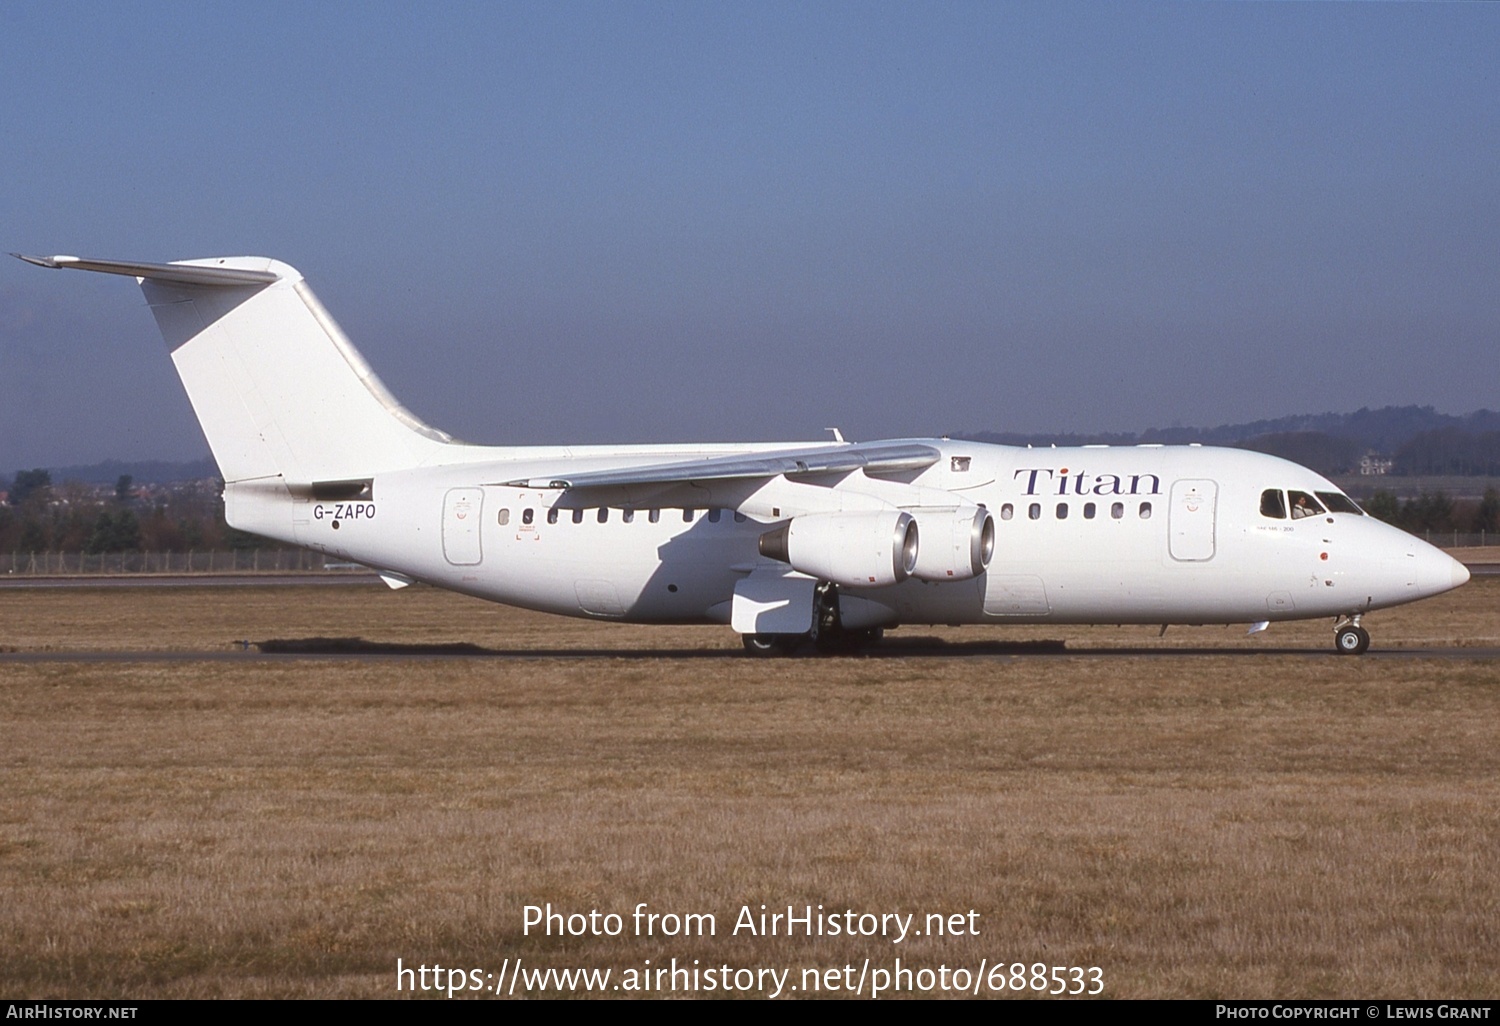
top-left (1334, 615), bottom-right (1370, 655)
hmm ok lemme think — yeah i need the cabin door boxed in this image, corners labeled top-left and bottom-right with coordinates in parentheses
top-left (1168, 479), bottom-right (1217, 562)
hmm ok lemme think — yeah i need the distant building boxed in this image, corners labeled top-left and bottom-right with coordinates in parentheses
top-left (1360, 451), bottom-right (1393, 476)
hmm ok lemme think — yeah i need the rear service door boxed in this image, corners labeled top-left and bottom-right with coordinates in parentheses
top-left (442, 487), bottom-right (484, 565)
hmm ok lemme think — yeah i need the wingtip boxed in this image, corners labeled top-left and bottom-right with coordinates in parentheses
top-left (12, 253), bottom-right (63, 269)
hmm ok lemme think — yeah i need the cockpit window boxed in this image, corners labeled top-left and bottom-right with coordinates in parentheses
top-left (1288, 491), bottom-right (1325, 519)
top-left (1316, 491), bottom-right (1364, 515)
top-left (1260, 489), bottom-right (1287, 519)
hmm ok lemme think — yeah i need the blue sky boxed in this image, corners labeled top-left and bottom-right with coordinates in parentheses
top-left (3, 2), bottom-right (1497, 467)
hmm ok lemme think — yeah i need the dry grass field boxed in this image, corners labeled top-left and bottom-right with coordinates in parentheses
top-left (1, 577), bottom-right (1498, 999)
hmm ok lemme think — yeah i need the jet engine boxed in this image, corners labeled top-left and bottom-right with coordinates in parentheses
top-left (758, 511), bottom-right (918, 588)
top-left (909, 507), bottom-right (994, 582)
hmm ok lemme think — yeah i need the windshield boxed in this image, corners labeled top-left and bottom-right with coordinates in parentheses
top-left (1316, 491), bottom-right (1364, 515)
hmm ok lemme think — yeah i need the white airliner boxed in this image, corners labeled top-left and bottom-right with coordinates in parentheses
top-left (17, 253), bottom-right (1470, 655)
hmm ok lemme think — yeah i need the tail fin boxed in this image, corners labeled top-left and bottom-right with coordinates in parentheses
top-left (15, 254), bottom-right (451, 484)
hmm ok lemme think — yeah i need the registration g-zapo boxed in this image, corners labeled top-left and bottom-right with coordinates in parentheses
top-left (19, 253), bottom-right (1470, 654)
top-left (313, 502), bottom-right (376, 523)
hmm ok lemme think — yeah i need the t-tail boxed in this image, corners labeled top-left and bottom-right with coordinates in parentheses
top-left (16, 254), bottom-right (453, 483)
top-left (14, 254), bottom-right (455, 539)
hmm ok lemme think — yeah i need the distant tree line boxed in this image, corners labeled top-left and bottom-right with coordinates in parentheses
top-left (1388, 428), bottom-right (1500, 477)
top-left (1235, 428), bottom-right (1500, 478)
top-left (1363, 487), bottom-right (1499, 535)
top-left (962, 406), bottom-right (1500, 479)
top-left (0, 469), bottom-right (268, 553)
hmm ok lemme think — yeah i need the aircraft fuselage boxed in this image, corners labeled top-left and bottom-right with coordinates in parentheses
top-left (227, 440), bottom-right (1465, 630)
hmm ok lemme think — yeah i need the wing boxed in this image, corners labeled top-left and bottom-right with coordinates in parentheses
top-left (497, 441), bottom-right (942, 490)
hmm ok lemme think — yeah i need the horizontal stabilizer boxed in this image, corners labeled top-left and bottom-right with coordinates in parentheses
top-left (13, 253), bottom-right (280, 287)
top-left (501, 441), bottom-right (942, 491)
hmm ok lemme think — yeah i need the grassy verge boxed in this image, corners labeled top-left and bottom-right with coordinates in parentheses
top-left (1, 585), bottom-right (1496, 998)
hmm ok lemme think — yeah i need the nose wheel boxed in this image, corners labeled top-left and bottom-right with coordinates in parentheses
top-left (1334, 616), bottom-right (1370, 656)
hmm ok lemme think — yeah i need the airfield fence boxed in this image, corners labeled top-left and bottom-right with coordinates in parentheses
top-left (1419, 530), bottom-right (1492, 548)
top-left (0, 549), bottom-right (364, 576)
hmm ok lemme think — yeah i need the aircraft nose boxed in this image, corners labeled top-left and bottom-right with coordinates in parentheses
top-left (1414, 544), bottom-right (1470, 598)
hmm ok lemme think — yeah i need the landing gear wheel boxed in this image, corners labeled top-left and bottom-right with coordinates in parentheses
top-left (742, 633), bottom-right (803, 657)
top-left (1335, 624), bottom-right (1370, 655)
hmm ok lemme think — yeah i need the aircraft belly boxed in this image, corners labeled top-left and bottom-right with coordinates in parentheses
top-left (880, 577), bottom-right (984, 624)
top-left (471, 526), bottom-right (752, 622)
top-left (995, 559), bottom-right (1304, 624)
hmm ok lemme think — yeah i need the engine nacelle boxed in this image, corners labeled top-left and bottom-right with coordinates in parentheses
top-left (759, 511), bottom-right (918, 588)
top-left (909, 506), bottom-right (994, 582)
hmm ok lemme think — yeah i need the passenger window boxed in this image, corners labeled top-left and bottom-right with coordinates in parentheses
top-left (1260, 489), bottom-right (1287, 519)
top-left (708, 508), bottom-right (722, 523)
top-left (1000, 503), bottom-right (1014, 521)
top-left (597, 508), bottom-right (609, 523)
top-left (497, 508), bottom-right (510, 526)
top-left (1083, 502), bottom-right (1096, 519)
top-left (1316, 492), bottom-right (1364, 515)
top-left (683, 509), bottom-right (695, 523)
top-left (572, 508), bottom-right (584, 524)
top-left (623, 508), bottom-right (635, 523)
top-left (1028, 503), bottom-right (1041, 520)
top-left (546, 508), bottom-right (559, 525)
top-left (1056, 502), bottom-right (1068, 520)
top-left (522, 508), bottom-right (534, 525)
top-left (1139, 502), bottom-right (1152, 519)
top-left (733, 511), bottom-right (746, 523)
top-left (1111, 502), bottom-right (1124, 519)
top-left (1288, 491), bottom-right (1325, 519)
top-left (649, 509), bottom-right (661, 524)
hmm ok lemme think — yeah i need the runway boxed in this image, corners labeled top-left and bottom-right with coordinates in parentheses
top-left (3, 639), bottom-right (1497, 663)
top-left (0, 572), bottom-right (383, 589)
top-left (2, 565), bottom-right (1492, 661)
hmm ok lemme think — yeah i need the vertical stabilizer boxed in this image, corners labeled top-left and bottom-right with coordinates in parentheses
top-left (17, 255), bottom-right (451, 484)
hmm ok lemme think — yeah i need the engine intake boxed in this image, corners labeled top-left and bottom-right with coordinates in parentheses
top-left (910, 507), bottom-right (994, 582)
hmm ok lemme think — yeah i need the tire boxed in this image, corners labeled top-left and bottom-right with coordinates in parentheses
top-left (742, 633), bottom-right (802, 657)
top-left (1335, 625), bottom-right (1370, 655)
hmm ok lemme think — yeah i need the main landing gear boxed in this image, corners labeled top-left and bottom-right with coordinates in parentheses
top-left (1333, 614), bottom-right (1370, 656)
top-left (740, 627), bottom-right (885, 657)
top-left (741, 582), bottom-right (886, 657)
